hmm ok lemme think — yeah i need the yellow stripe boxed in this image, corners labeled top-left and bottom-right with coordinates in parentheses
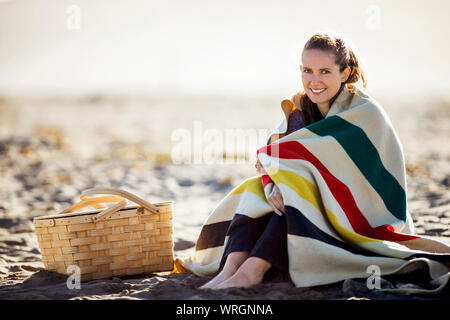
top-left (268, 168), bottom-right (380, 243)
top-left (230, 176), bottom-right (266, 200)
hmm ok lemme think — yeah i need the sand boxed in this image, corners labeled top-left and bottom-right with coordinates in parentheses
top-left (0, 93), bottom-right (449, 300)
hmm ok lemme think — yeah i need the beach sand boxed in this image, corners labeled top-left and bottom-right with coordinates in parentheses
top-left (0, 93), bottom-right (449, 300)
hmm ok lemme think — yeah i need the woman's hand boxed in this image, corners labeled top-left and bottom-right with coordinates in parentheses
top-left (268, 184), bottom-right (286, 216)
top-left (255, 158), bottom-right (267, 175)
top-left (256, 157), bottom-right (285, 215)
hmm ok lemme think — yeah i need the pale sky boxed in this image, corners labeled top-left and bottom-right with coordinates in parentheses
top-left (0, 0), bottom-right (449, 98)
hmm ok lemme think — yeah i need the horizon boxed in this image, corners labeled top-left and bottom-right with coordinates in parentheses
top-left (0, 0), bottom-right (449, 100)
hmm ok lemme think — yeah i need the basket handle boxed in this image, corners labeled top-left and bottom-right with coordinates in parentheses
top-left (91, 199), bottom-right (128, 222)
top-left (80, 188), bottom-right (160, 214)
top-left (59, 188), bottom-right (160, 222)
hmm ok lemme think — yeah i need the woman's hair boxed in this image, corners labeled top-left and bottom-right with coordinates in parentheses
top-left (299, 33), bottom-right (367, 125)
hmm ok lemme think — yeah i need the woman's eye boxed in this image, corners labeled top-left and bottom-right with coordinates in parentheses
top-left (302, 69), bottom-right (329, 74)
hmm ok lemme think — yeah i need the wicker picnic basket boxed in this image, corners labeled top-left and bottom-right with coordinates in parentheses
top-left (33, 188), bottom-right (174, 281)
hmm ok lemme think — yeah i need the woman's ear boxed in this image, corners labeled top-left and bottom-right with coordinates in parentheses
top-left (341, 66), bottom-right (351, 82)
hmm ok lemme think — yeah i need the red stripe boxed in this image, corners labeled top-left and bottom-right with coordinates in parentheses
top-left (257, 141), bottom-right (419, 242)
top-left (261, 174), bottom-right (273, 188)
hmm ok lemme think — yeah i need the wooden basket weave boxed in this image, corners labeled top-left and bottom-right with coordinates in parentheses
top-left (33, 188), bottom-right (174, 282)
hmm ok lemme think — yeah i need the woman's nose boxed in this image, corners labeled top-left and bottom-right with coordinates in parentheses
top-left (310, 73), bottom-right (321, 82)
top-left (309, 75), bottom-right (323, 85)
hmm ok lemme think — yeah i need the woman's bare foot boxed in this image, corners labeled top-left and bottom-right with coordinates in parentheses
top-left (198, 251), bottom-right (249, 290)
top-left (198, 264), bottom-right (238, 290)
top-left (214, 257), bottom-right (271, 289)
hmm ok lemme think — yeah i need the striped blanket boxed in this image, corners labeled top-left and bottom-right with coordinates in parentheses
top-left (180, 86), bottom-right (450, 294)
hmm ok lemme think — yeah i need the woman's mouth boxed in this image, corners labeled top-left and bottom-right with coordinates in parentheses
top-left (310, 88), bottom-right (326, 95)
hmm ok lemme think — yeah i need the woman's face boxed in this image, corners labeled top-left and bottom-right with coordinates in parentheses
top-left (300, 49), bottom-right (350, 109)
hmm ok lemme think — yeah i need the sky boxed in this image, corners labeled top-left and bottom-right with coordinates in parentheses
top-left (0, 0), bottom-right (449, 98)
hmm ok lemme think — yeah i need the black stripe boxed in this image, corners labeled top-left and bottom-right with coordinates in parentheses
top-left (195, 205), bottom-right (450, 264)
top-left (195, 207), bottom-right (378, 256)
top-left (195, 220), bottom-right (231, 250)
top-left (285, 206), bottom-right (450, 263)
top-left (284, 205), bottom-right (381, 257)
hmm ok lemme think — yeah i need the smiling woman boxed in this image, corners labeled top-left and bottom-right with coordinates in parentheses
top-left (298, 34), bottom-right (367, 125)
top-left (181, 32), bottom-right (450, 294)
top-left (196, 33), bottom-right (375, 291)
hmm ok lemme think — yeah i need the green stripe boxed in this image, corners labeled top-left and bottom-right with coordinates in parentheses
top-left (306, 115), bottom-right (406, 222)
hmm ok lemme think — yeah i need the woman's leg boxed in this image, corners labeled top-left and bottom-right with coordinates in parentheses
top-left (198, 251), bottom-right (249, 289)
top-left (213, 212), bottom-right (289, 289)
top-left (248, 212), bottom-right (289, 274)
top-left (215, 256), bottom-right (272, 289)
top-left (198, 214), bottom-right (272, 290)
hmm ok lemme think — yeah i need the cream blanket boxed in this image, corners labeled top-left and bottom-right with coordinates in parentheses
top-left (181, 86), bottom-right (450, 294)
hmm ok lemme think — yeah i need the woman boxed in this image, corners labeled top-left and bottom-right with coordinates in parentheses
top-left (180, 33), bottom-right (450, 293)
top-left (199, 33), bottom-right (363, 290)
